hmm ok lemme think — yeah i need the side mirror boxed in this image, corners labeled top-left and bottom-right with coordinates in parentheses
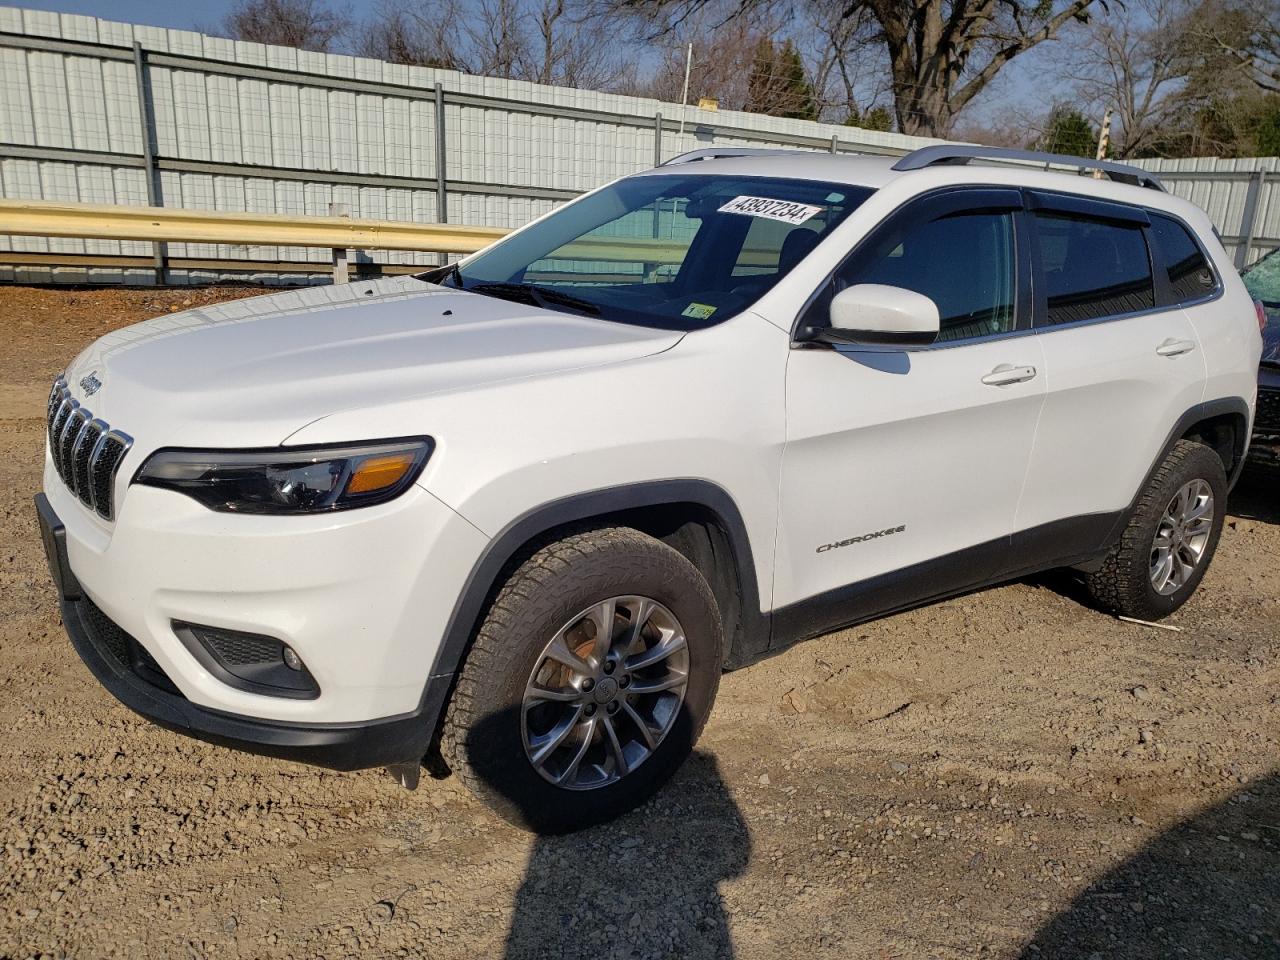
top-left (814, 283), bottom-right (939, 347)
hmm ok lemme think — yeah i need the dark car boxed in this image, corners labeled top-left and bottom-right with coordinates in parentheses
top-left (1241, 248), bottom-right (1280, 467)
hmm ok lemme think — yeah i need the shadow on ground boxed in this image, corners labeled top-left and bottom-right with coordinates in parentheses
top-left (500, 750), bottom-right (749, 959)
top-left (1228, 467), bottom-right (1280, 525)
top-left (1020, 772), bottom-right (1280, 959)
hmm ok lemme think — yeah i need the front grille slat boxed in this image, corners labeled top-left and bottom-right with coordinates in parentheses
top-left (45, 377), bottom-right (132, 521)
top-left (90, 434), bottom-right (129, 519)
top-left (59, 408), bottom-right (87, 483)
top-left (49, 398), bottom-right (73, 454)
top-left (73, 422), bottom-right (105, 507)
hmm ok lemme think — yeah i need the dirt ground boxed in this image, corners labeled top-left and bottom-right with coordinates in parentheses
top-left (0, 285), bottom-right (1276, 960)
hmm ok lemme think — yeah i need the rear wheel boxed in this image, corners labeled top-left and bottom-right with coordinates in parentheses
top-left (441, 527), bottom-right (722, 833)
top-left (1085, 439), bottom-right (1227, 620)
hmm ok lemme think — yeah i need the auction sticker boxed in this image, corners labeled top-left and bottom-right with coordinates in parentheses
top-left (718, 195), bottom-right (823, 225)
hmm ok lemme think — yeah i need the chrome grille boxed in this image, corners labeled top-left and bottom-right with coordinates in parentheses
top-left (46, 377), bottom-right (132, 520)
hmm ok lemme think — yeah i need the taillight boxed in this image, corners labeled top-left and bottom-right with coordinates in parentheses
top-left (1256, 299), bottom-right (1268, 334)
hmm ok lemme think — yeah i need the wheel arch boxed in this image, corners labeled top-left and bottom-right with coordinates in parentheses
top-left (417, 480), bottom-right (770, 763)
top-left (1179, 404), bottom-right (1250, 484)
top-left (1097, 396), bottom-right (1251, 557)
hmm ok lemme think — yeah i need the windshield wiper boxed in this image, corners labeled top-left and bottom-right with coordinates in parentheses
top-left (416, 262), bottom-right (464, 288)
top-left (469, 282), bottom-right (600, 316)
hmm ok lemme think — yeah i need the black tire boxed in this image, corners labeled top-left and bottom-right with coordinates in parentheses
top-left (1085, 439), bottom-right (1227, 621)
top-left (440, 526), bottom-right (723, 834)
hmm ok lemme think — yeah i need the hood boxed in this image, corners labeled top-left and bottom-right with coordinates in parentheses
top-left (63, 276), bottom-right (683, 448)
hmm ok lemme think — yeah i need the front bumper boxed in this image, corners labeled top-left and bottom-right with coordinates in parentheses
top-left (37, 445), bottom-right (488, 766)
top-left (38, 492), bottom-right (455, 769)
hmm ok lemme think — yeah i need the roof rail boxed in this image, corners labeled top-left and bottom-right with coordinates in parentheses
top-left (660, 147), bottom-right (806, 166)
top-left (891, 145), bottom-right (1164, 191)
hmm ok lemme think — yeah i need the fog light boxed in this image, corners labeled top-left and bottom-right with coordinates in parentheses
top-left (172, 621), bottom-right (320, 699)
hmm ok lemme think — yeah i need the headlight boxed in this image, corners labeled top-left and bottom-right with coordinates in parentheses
top-left (134, 438), bottom-right (433, 514)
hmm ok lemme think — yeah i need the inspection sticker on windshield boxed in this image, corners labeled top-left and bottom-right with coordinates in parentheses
top-left (718, 195), bottom-right (823, 225)
top-left (682, 302), bottom-right (717, 319)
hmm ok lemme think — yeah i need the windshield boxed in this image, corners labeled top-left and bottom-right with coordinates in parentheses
top-left (425, 173), bottom-right (874, 329)
top-left (1242, 248), bottom-right (1280, 362)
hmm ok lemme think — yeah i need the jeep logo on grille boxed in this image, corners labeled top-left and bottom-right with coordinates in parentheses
top-left (79, 371), bottom-right (102, 396)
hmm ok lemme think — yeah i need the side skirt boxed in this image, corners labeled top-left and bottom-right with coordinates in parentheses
top-left (764, 512), bottom-right (1122, 659)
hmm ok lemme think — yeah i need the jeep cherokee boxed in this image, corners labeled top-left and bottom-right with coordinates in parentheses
top-left (36, 145), bottom-right (1263, 832)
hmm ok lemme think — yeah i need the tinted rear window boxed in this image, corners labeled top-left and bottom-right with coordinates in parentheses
top-left (1149, 213), bottom-right (1216, 303)
top-left (1033, 213), bottom-right (1154, 325)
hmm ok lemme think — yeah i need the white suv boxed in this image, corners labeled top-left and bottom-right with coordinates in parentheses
top-left (37, 146), bottom-right (1262, 832)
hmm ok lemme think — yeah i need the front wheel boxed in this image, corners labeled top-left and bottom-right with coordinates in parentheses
top-left (440, 527), bottom-right (723, 833)
top-left (1085, 439), bottom-right (1227, 621)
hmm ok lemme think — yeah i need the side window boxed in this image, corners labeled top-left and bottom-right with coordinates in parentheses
top-left (1149, 213), bottom-right (1217, 303)
top-left (1032, 213), bottom-right (1154, 324)
top-left (834, 210), bottom-right (1017, 342)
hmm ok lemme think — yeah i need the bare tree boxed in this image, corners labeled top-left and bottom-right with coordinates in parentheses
top-left (1059, 0), bottom-right (1198, 157)
top-left (463, 0), bottom-right (527, 78)
top-left (1193, 0), bottom-right (1280, 93)
top-left (803, 0), bottom-right (890, 124)
top-left (360, 0), bottom-right (616, 89)
top-left (639, 10), bottom-right (779, 108)
top-left (615, 0), bottom-right (1107, 136)
top-left (860, 0), bottom-right (1112, 136)
top-left (519, 0), bottom-right (616, 86)
top-left (356, 2), bottom-right (463, 68)
top-left (223, 0), bottom-right (345, 51)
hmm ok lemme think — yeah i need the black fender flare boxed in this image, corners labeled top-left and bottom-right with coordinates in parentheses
top-left (1154, 395), bottom-right (1252, 490)
top-left (414, 479), bottom-right (768, 744)
top-left (1100, 395), bottom-right (1252, 550)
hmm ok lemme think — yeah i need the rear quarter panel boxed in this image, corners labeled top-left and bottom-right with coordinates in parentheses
top-left (1184, 213), bottom-right (1263, 420)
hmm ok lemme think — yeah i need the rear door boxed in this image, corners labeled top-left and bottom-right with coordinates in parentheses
top-left (1014, 192), bottom-right (1207, 552)
top-left (774, 188), bottom-right (1045, 635)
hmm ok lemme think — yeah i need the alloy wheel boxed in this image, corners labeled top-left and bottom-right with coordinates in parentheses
top-left (521, 595), bottom-right (689, 791)
top-left (1149, 479), bottom-right (1214, 596)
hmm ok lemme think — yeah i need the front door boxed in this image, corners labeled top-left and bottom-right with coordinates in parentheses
top-left (774, 189), bottom-right (1045, 640)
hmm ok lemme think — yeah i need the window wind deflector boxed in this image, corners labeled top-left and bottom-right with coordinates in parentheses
top-left (469, 282), bottom-right (601, 315)
top-left (1027, 191), bottom-right (1150, 226)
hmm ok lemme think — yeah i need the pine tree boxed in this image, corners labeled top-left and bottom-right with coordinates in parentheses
top-left (746, 38), bottom-right (818, 121)
top-left (844, 106), bottom-right (893, 132)
top-left (1042, 106), bottom-right (1098, 158)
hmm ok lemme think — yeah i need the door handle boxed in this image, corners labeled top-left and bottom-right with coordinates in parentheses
top-left (981, 363), bottom-right (1037, 386)
top-left (1156, 338), bottom-right (1197, 357)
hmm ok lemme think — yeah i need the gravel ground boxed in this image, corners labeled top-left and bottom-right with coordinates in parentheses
top-left (1, 285), bottom-right (1277, 960)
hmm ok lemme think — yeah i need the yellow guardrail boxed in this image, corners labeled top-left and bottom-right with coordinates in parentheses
top-left (0, 199), bottom-right (784, 278)
top-left (0, 199), bottom-right (510, 254)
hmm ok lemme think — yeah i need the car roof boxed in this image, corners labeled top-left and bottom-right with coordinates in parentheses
top-left (637, 148), bottom-right (1212, 234)
top-left (639, 152), bottom-right (903, 190)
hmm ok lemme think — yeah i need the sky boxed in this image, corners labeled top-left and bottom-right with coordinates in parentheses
top-left (15, 0), bottom-right (234, 31)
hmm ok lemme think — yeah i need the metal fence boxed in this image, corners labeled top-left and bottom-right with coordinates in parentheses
top-left (0, 5), bottom-right (939, 285)
top-left (0, 5), bottom-right (1276, 285)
